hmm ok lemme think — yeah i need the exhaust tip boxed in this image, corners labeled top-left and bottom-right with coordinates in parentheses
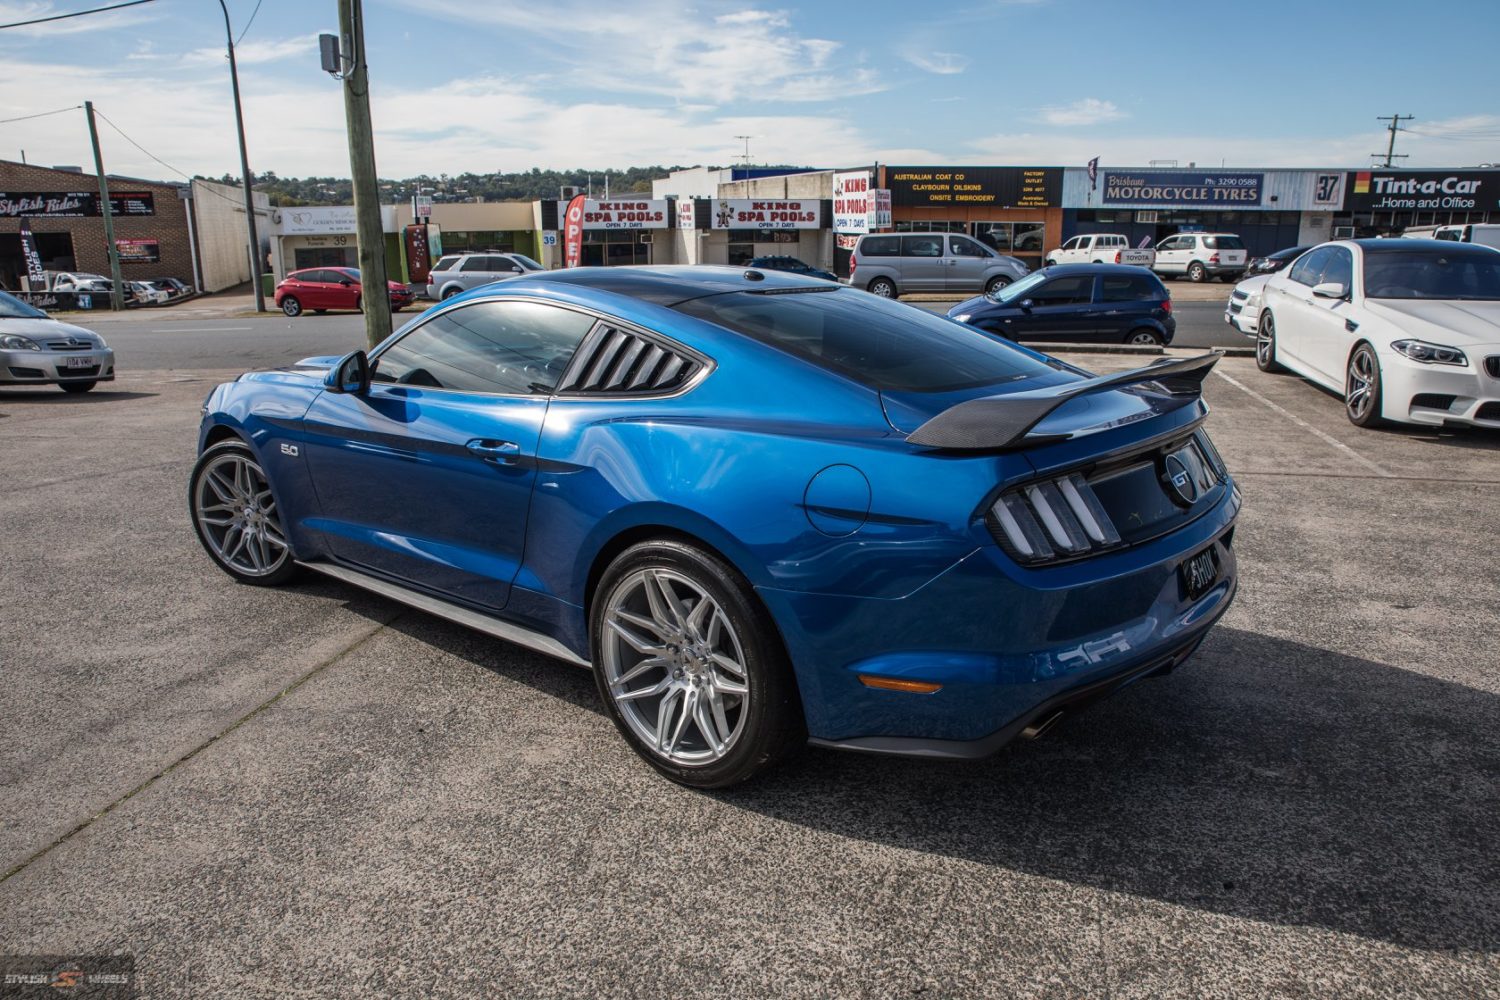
top-left (1021, 710), bottom-right (1065, 741)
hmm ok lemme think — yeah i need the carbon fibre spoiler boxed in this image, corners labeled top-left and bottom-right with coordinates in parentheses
top-left (906, 351), bottom-right (1222, 451)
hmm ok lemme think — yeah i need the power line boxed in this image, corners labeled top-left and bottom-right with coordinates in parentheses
top-left (234, 0), bottom-right (265, 46)
top-left (91, 107), bottom-right (247, 208)
top-left (0, 105), bottom-right (82, 125)
top-left (0, 0), bottom-right (155, 30)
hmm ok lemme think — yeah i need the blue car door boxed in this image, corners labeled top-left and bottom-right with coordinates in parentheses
top-left (300, 299), bottom-right (596, 612)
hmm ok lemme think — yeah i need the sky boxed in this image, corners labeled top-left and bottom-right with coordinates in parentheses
top-left (2, 0), bottom-right (1499, 183)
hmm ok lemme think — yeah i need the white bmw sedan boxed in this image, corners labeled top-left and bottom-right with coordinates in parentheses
top-left (1256, 239), bottom-right (1500, 429)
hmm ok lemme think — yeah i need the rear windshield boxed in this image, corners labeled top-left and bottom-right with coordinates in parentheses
top-left (1364, 247), bottom-right (1500, 300)
top-left (674, 287), bottom-right (1054, 393)
top-left (1203, 236), bottom-right (1245, 250)
top-left (858, 235), bottom-right (900, 257)
top-left (430, 256), bottom-right (459, 272)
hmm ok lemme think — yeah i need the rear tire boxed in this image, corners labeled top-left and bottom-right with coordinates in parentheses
top-left (1124, 328), bottom-right (1162, 346)
top-left (1187, 261), bottom-right (1207, 282)
top-left (1256, 311), bottom-right (1286, 373)
top-left (591, 539), bottom-right (804, 788)
top-left (442, 286), bottom-right (461, 300)
top-left (280, 296), bottom-right (301, 317)
top-left (867, 277), bottom-right (897, 299)
top-left (60, 381), bottom-right (97, 393)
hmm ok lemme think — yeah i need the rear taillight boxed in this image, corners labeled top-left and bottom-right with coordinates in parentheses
top-left (1209, 253), bottom-right (1220, 264)
top-left (987, 473), bottom-right (1122, 564)
top-left (849, 258), bottom-right (857, 280)
top-left (1113, 251), bottom-right (1122, 264)
top-left (1160, 298), bottom-right (1172, 314)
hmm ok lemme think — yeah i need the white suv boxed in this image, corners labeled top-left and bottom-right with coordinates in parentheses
top-left (424, 252), bottom-right (546, 300)
top-left (1152, 233), bottom-right (1248, 282)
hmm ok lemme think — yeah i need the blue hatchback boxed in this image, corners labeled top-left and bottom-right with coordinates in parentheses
top-left (948, 263), bottom-right (1176, 346)
top-left (190, 266), bottom-right (1238, 787)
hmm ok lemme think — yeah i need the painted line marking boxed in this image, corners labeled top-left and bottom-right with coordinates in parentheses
top-left (150, 326), bottom-right (254, 333)
top-left (1213, 370), bottom-right (1394, 479)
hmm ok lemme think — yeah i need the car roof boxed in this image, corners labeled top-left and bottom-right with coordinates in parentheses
top-left (1349, 237), bottom-right (1497, 255)
top-left (498, 265), bottom-right (827, 306)
top-left (1040, 262), bottom-right (1163, 275)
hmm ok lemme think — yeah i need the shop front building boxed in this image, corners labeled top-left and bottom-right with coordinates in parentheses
top-left (877, 165), bottom-right (1063, 271)
top-left (1334, 168), bottom-right (1500, 238)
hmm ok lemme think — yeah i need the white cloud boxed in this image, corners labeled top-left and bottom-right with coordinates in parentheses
top-left (1033, 98), bottom-right (1125, 127)
top-left (182, 34), bottom-right (320, 67)
top-left (902, 50), bottom-right (969, 75)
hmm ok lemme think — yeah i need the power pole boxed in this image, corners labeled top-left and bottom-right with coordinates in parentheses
top-left (217, 0), bottom-right (266, 313)
top-left (337, 0), bottom-right (392, 349)
top-left (84, 100), bottom-right (125, 312)
top-left (735, 135), bottom-right (753, 168)
top-left (1374, 113), bottom-right (1414, 168)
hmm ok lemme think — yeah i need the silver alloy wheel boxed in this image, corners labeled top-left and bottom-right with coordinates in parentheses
top-left (1128, 330), bottom-right (1160, 345)
top-left (869, 279), bottom-right (895, 298)
top-left (601, 568), bottom-right (750, 766)
top-left (1346, 349), bottom-right (1377, 421)
top-left (193, 452), bottom-right (290, 577)
top-left (282, 297), bottom-right (301, 317)
top-left (1256, 319), bottom-right (1274, 366)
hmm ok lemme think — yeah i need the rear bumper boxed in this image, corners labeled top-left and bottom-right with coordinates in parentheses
top-left (760, 484), bottom-right (1240, 751)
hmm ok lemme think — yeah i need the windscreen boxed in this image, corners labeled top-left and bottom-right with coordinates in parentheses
top-left (674, 288), bottom-right (1054, 393)
top-left (0, 289), bottom-right (48, 319)
top-left (1203, 236), bottom-right (1245, 250)
top-left (1364, 248), bottom-right (1500, 300)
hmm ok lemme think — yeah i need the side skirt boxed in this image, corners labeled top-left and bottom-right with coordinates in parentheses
top-left (299, 560), bottom-right (591, 669)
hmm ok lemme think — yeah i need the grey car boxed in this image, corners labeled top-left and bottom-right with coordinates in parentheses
top-left (849, 232), bottom-right (1029, 299)
top-left (0, 289), bottom-right (116, 393)
top-left (424, 251), bottom-right (546, 300)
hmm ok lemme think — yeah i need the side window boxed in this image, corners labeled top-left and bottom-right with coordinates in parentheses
top-left (1287, 247), bottom-right (1331, 286)
top-left (459, 256), bottom-right (490, 272)
top-left (301, 270), bottom-right (329, 284)
top-left (1157, 237), bottom-right (1179, 251)
top-left (1029, 275), bottom-right (1094, 305)
top-left (1061, 237), bottom-right (1081, 251)
top-left (1319, 247), bottom-right (1353, 290)
top-left (901, 235), bottom-right (945, 258)
top-left (372, 301), bottom-right (595, 394)
top-left (948, 236), bottom-right (989, 258)
top-left (1101, 275), bottom-right (1160, 301)
top-left (859, 235), bottom-right (900, 257)
top-left (430, 256), bottom-right (457, 272)
top-left (491, 257), bottom-right (522, 273)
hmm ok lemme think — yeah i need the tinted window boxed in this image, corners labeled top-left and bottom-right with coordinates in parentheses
top-left (948, 236), bottom-right (991, 258)
top-left (1271, 245), bottom-right (1310, 261)
top-left (1287, 248), bottom-right (1330, 286)
top-left (1157, 237), bottom-right (1180, 251)
top-left (1101, 275), bottom-right (1163, 302)
top-left (1061, 237), bottom-right (1081, 251)
top-left (430, 256), bottom-right (459, 272)
top-left (459, 256), bottom-right (491, 272)
top-left (511, 254), bottom-right (545, 271)
top-left (674, 287), bottom-right (1054, 393)
top-left (1203, 236), bottom-right (1245, 250)
top-left (1319, 248), bottom-right (1353, 290)
top-left (901, 235), bottom-right (944, 258)
top-left (0, 289), bottom-right (48, 319)
top-left (859, 235), bottom-right (900, 257)
top-left (372, 301), bottom-right (595, 393)
top-left (490, 257), bottom-right (521, 272)
top-left (1363, 248), bottom-right (1500, 300)
top-left (1029, 275), bottom-right (1094, 305)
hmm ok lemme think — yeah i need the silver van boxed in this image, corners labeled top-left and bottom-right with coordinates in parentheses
top-left (849, 233), bottom-right (1029, 299)
top-left (425, 252), bottom-right (546, 300)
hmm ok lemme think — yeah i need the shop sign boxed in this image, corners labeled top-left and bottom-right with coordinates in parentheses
top-left (1311, 172), bottom-right (1344, 207)
top-left (115, 238), bottom-right (160, 263)
top-left (563, 194), bottom-right (586, 268)
top-left (1101, 171), bottom-right (1262, 206)
top-left (833, 171), bottom-right (870, 233)
top-left (676, 198), bottom-right (697, 230)
top-left (886, 167), bottom-right (1060, 208)
top-left (0, 190), bottom-right (155, 218)
top-left (711, 199), bottom-right (821, 230)
top-left (870, 189), bottom-right (892, 229)
top-left (553, 199), bottom-right (669, 230)
top-left (1345, 170), bottom-right (1500, 212)
top-left (404, 224), bottom-right (433, 283)
top-left (275, 206), bottom-right (358, 235)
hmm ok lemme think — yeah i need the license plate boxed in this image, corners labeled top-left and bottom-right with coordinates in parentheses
top-left (65, 356), bottom-right (95, 368)
top-left (1181, 547), bottom-right (1219, 600)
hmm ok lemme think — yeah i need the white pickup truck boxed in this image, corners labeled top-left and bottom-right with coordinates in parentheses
top-left (1045, 234), bottom-right (1155, 268)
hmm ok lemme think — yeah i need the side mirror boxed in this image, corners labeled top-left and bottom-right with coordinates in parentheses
top-left (1311, 281), bottom-right (1348, 300)
top-left (1019, 299), bottom-right (1035, 312)
top-left (339, 279), bottom-right (353, 286)
top-left (325, 349), bottom-right (370, 394)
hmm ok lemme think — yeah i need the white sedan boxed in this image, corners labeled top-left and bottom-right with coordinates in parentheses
top-left (1225, 273), bottom-right (1271, 335)
top-left (1256, 239), bottom-right (1500, 429)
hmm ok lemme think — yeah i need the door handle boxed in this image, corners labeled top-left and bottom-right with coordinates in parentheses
top-left (466, 439), bottom-right (521, 464)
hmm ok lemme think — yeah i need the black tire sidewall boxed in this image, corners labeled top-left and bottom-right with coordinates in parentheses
top-left (1188, 262), bottom-right (1205, 282)
top-left (281, 297), bottom-right (300, 317)
top-left (1346, 344), bottom-right (1385, 427)
top-left (589, 539), bottom-right (802, 788)
top-left (1124, 328), bottom-right (1161, 346)
top-left (869, 278), bottom-right (896, 298)
top-left (188, 439), bottom-right (300, 587)
top-left (1256, 312), bottom-right (1283, 373)
top-left (986, 276), bottom-right (1010, 295)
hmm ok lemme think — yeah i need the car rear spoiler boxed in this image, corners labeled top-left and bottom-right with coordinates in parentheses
top-left (906, 351), bottom-right (1221, 451)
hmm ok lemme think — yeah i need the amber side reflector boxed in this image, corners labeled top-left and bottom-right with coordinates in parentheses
top-left (857, 675), bottom-right (942, 694)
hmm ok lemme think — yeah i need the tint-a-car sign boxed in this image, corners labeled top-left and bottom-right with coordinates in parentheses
top-left (1345, 170), bottom-right (1500, 212)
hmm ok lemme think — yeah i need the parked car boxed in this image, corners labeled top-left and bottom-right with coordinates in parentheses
top-left (148, 277), bottom-right (192, 298)
top-left (1256, 239), bottom-right (1500, 429)
top-left (746, 255), bottom-right (836, 282)
top-left (1045, 234), bottom-right (1155, 268)
top-left (425, 252), bottom-right (545, 300)
top-left (1245, 245), bottom-right (1313, 276)
top-left (1153, 233), bottom-right (1248, 282)
top-left (1224, 274), bottom-right (1272, 335)
top-left (1400, 223), bottom-right (1500, 250)
top-left (189, 265), bottom-right (1239, 787)
top-left (46, 271), bottom-right (113, 294)
top-left (849, 232), bottom-right (1029, 299)
top-left (0, 288), bottom-right (115, 393)
top-left (274, 267), bottom-right (415, 317)
top-left (949, 263), bottom-right (1175, 345)
top-left (128, 281), bottom-right (170, 306)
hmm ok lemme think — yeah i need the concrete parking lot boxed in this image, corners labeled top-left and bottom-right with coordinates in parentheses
top-left (1, 350), bottom-right (1497, 997)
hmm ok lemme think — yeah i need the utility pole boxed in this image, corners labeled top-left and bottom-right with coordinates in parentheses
top-left (336, 0), bottom-right (392, 349)
top-left (735, 135), bottom-right (753, 169)
top-left (1374, 113), bottom-right (1414, 168)
top-left (217, 0), bottom-right (266, 312)
top-left (84, 101), bottom-right (125, 312)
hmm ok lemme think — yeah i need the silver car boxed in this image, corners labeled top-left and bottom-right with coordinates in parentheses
top-left (0, 289), bottom-right (116, 393)
top-left (425, 251), bottom-right (546, 300)
top-left (849, 232), bottom-right (1029, 299)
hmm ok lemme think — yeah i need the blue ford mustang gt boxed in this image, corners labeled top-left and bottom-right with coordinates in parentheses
top-left (190, 266), bottom-right (1239, 787)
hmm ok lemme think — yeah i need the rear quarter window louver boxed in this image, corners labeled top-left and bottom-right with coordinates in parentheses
top-left (559, 325), bottom-right (702, 395)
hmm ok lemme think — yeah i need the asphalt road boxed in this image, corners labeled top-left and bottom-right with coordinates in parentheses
top-left (75, 299), bottom-right (1244, 372)
top-left (1, 354), bottom-right (1496, 997)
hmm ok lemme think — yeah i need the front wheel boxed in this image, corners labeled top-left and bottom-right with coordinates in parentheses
top-left (591, 539), bottom-right (803, 788)
top-left (1345, 343), bottom-right (1387, 428)
top-left (985, 275), bottom-right (1011, 295)
top-left (867, 277), bottom-right (897, 299)
top-left (188, 440), bottom-right (300, 586)
top-left (1256, 311), bottom-right (1286, 373)
top-left (280, 296), bottom-right (301, 317)
top-left (1187, 261), bottom-right (1207, 282)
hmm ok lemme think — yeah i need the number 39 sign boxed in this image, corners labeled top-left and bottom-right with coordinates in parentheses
top-left (563, 194), bottom-right (586, 268)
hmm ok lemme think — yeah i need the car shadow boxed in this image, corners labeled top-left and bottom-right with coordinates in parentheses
top-left (0, 389), bottom-right (159, 404)
top-left (318, 586), bottom-right (1500, 955)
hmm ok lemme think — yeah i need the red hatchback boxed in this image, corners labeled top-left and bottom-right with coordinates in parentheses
top-left (274, 267), bottom-right (415, 317)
